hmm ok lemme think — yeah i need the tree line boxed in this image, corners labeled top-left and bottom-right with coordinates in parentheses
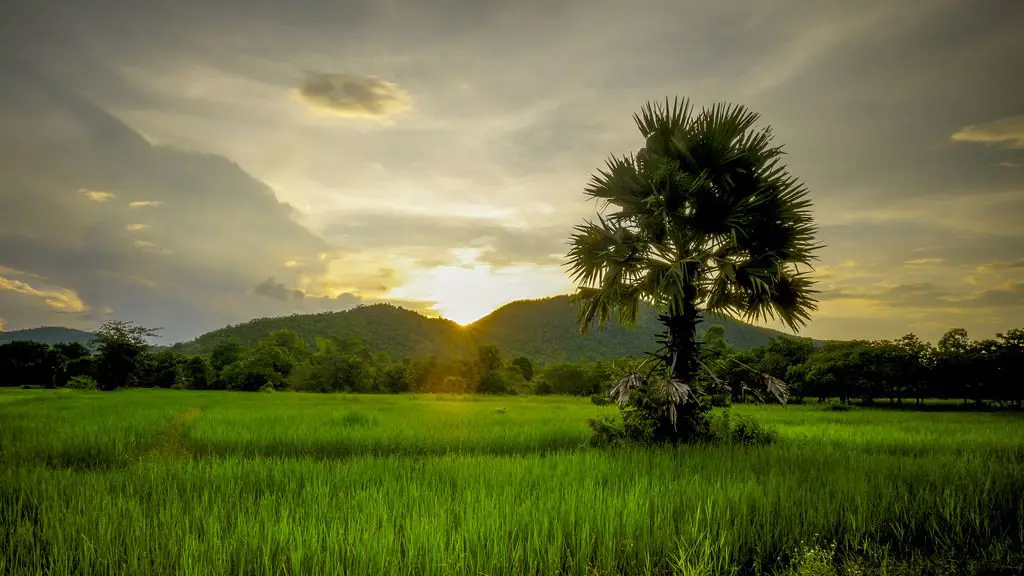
top-left (1, 320), bottom-right (1021, 407)
top-left (0, 320), bottom-right (618, 396)
top-left (710, 326), bottom-right (1024, 408)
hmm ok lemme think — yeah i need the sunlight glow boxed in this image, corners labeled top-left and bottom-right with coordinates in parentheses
top-left (383, 249), bottom-right (572, 325)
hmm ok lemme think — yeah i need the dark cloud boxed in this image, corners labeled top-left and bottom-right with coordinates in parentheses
top-left (252, 277), bottom-right (303, 301)
top-left (0, 62), bottom-right (349, 341)
top-left (295, 74), bottom-right (411, 120)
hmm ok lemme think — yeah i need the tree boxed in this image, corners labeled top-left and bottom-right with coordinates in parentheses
top-left (183, 355), bottom-right (213, 390)
top-left (143, 349), bottom-right (188, 388)
top-left (50, 342), bottom-right (92, 388)
top-left (94, 321), bottom-right (160, 390)
top-left (211, 340), bottom-right (245, 375)
top-left (567, 97), bottom-right (820, 442)
top-left (510, 356), bottom-right (534, 382)
top-left (0, 341), bottom-right (52, 387)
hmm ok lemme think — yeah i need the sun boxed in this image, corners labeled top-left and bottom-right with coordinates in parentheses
top-left (382, 251), bottom-right (572, 326)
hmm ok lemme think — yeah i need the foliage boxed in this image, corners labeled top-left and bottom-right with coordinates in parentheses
top-left (93, 320), bottom-right (160, 390)
top-left (172, 296), bottom-right (801, 364)
top-left (66, 375), bottom-right (97, 390)
top-left (509, 356), bottom-right (533, 381)
top-left (567, 97), bottom-right (820, 444)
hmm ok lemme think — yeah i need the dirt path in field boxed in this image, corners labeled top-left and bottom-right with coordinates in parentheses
top-left (137, 407), bottom-right (204, 462)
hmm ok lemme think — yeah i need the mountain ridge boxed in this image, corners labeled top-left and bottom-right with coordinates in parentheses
top-left (0, 327), bottom-right (97, 346)
top-left (169, 295), bottom-right (815, 362)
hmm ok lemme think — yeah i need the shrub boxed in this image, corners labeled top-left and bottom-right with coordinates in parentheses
top-left (532, 379), bottom-right (553, 395)
top-left (729, 415), bottom-right (776, 447)
top-left (829, 399), bottom-right (851, 412)
top-left (710, 408), bottom-right (776, 447)
top-left (586, 415), bottom-right (628, 447)
top-left (67, 375), bottom-right (98, 390)
top-left (590, 393), bottom-right (612, 406)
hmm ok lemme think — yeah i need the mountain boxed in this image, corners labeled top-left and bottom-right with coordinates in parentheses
top-left (172, 304), bottom-right (476, 360)
top-left (0, 327), bottom-right (96, 346)
top-left (470, 296), bottom-right (795, 362)
top-left (173, 296), bottom-right (812, 363)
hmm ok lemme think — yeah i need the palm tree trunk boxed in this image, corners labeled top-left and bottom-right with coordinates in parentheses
top-left (660, 298), bottom-right (702, 383)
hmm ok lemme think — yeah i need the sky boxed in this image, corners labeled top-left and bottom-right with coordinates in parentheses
top-left (0, 0), bottom-right (1022, 344)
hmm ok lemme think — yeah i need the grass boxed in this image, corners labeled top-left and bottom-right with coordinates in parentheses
top-left (1, 389), bottom-right (1022, 575)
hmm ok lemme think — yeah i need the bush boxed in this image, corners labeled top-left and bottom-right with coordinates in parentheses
top-left (710, 408), bottom-right (776, 447)
top-left (729, 415), bottom-right (776, 446)
top-left (829, 399), bottom-right (851, 412)
top-left (532, 379), bottom-right (553, 395)
top-left (67, 375), bottom-right (98, 390)
top-left (710, 393), bottom-right (731, 407)
top-left (586, 415), bottom-right (628, 447)
top-left (590, 393), bottom-right (612, 406)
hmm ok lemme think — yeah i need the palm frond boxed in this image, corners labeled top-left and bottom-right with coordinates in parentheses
top-left (609, 372), bottom-right (645, 407)
top-left (654, 378), bottom-right (696, 429)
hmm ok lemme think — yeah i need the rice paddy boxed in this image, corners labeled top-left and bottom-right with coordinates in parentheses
top-left (2, 389), bottom-right (1022, 575)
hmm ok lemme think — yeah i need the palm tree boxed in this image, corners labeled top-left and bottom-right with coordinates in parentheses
top-left (566, 97), bottom-right (821, 441)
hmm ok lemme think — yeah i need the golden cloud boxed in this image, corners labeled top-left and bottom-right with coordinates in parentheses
top-left (80, 188), bottom-right (116, 202)
top-left (129, 200), bottom-right (164, 208)
top-left (125, 223), bottom-right (147, 231)
top-left (951, 115), bottom-right (1024, 148)
top-left (295, 74), bottom-right (412, 120)
top-left (0, 274), bottom-right (87, 313)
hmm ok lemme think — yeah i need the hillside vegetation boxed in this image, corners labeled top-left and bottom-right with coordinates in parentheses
top-left (0, 327), bottom-right (96, 346)
top-left (171, 296), bottom-right (810, 361)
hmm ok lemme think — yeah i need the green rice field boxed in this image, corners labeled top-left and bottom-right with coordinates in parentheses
top-left (2, 389), bottom-right (1023, 575)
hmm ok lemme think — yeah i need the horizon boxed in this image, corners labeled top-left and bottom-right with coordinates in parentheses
top-left (2, 294), bottom-right (1020, 348)
top-left (1, 0), bottom-right (1022, 344)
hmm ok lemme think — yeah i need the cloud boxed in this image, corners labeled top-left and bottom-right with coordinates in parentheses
top-left (963, 281), bottom-right (1024, 308)
top-left (0, 274), bottom-right (87, 313)
top-left (125, 223), bottom-right (147, 231)
top-left (81, 189), bottom-right (116, 202)
top-left (0, 317), bottom-right (5, 331)
top-left (294, 74), bottom-right (412, 120)
top-left (819, 189), bottom-right (1024, 239)
top-left (819, 281), bottom-right (1024, 312)
top-left (321, 211), bottom-right (569, 267)
top-left (996, 161), bottom-right (1020, 168)
top-left (977, 258), bottom-right (1024, 273)
top-left (251, 277), bottom-right (304, 302)
top-left (903, 257), bottom-right (946, 267)
top-left (129, 200), bottom-right (163, 208)
top-left (951, 115), bottom-right (1024, 149)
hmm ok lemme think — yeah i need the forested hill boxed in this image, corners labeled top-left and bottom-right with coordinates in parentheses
top-left (172, 296), bottom-right (812, 362)
top-left (172, 304), bottom-right (475, 360)
top-left (0, 327), bottom-right (96, 346)
top-left (470, 296), bottom-right (800, 362)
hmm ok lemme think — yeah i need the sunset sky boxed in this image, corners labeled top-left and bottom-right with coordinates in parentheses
top-left (1, 0), bottom-right (1022, 344)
